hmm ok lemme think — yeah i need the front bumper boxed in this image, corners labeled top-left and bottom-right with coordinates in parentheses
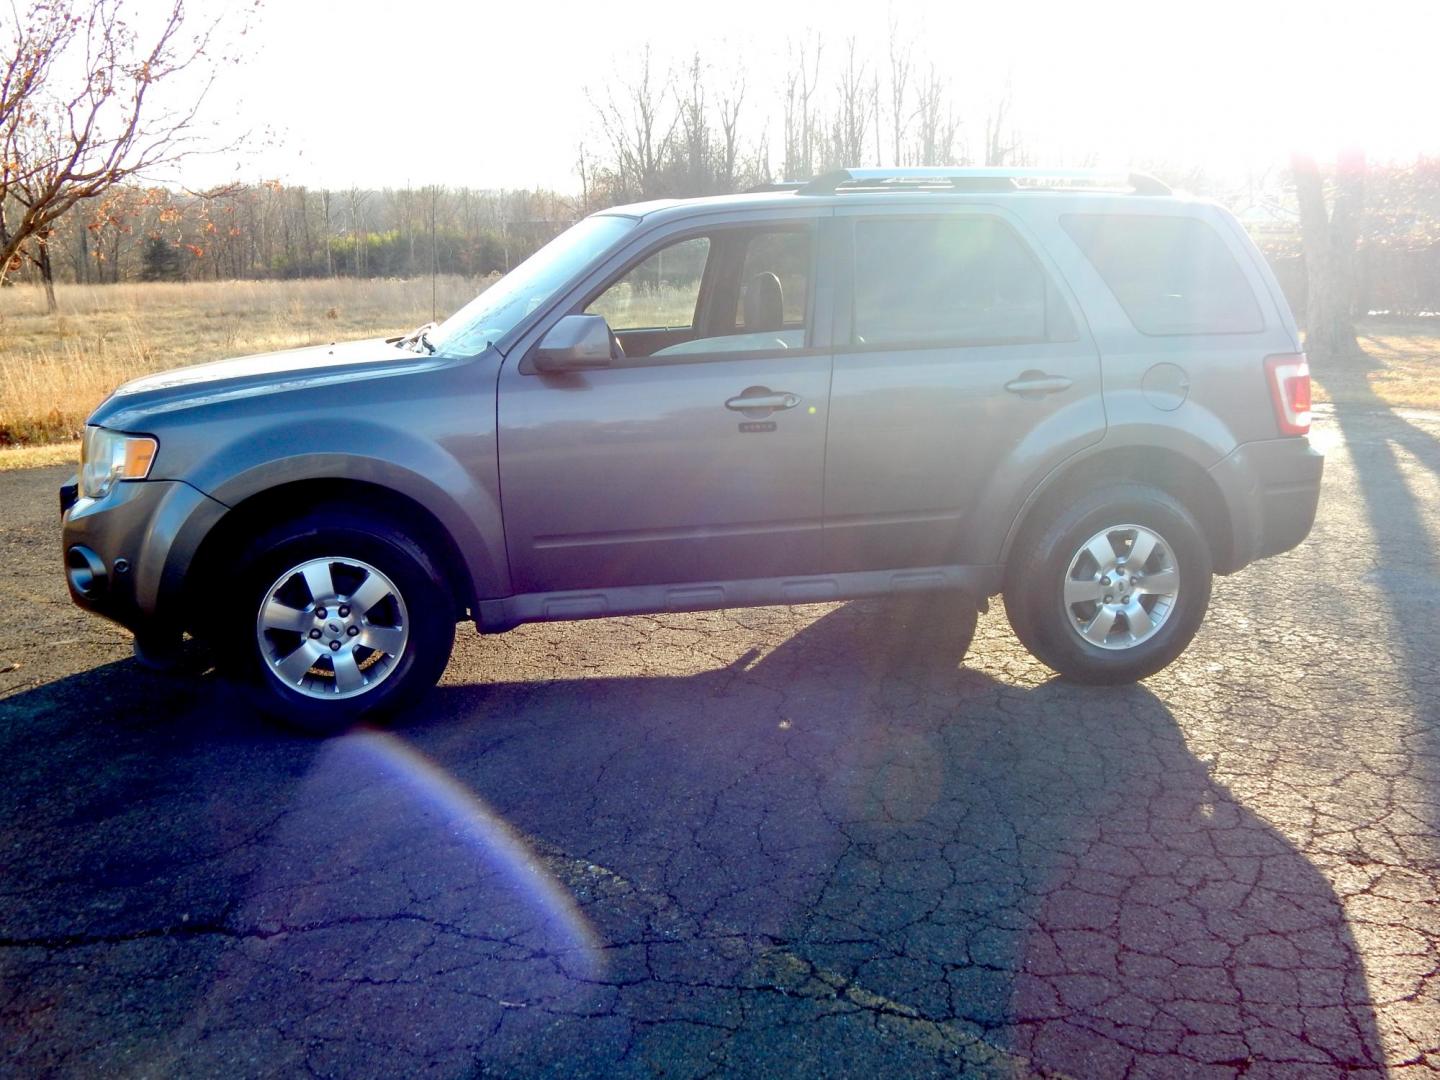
top-left (60, 477), bottom-right (228, 635)
top-left (1208, 436), bottom-right (1324, 572)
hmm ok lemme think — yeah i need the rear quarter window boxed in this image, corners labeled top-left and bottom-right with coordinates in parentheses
top-left (1061, 213), bottom-right (1264, 336)
top-left (851, 215), bottom-right (1076, 348)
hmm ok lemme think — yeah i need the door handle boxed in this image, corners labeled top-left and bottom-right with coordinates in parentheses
top-left (1004, 372), bottom-right (1073, 396)
top-left (725, 388), bottom-right (800, 413)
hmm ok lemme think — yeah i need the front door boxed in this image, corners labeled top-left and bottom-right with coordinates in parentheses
top-left (498, 221), bottom-right (832, 594)
top-left (823, 207), bottom-right (1105, 570)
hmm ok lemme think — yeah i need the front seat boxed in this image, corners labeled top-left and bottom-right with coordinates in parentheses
top-left (742, 272), bottom-right (784, 332)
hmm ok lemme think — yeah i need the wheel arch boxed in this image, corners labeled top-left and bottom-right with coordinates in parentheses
top-left (186, 478), bottom-right (479, 627)
top-left (1001, 445), bottom-right (1236, 576)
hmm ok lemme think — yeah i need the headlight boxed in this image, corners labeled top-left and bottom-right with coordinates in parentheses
top-left (79, 426), bottom-right (157, 500)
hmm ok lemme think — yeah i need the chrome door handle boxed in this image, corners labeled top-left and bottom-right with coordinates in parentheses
top-left (725, 389), bottom-right (800, 412)
top-left (1004, 372), bottom-right (1073, 396)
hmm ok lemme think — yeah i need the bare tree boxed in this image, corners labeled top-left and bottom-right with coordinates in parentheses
top-left (674, 52), bottom-right (710, 194)
top-left (714, 65), bottom-right (746, 192)
top-left (320, 188), bottom-right (334, 277)
top-left (828, 37), bottom-right (872, 169)
top-left (886, 16), bottom-right (912, 166)
top-left (782, 34), bottom-right (822, 179)
top-left (575, 142), bottom-right (593, 212)
top-left (347, 186), bottom-right (367, 275)
top-left (1293, 151), bottom-right (1366, 360)
top-left (983, 78), bottom-right (1019, 167)
top-left (0, 0), bottom-right (252, 305)
top-left (592, 45), bottom-right (676, 200)
top-left (872, 70), bottom-right (881, 168)
top-left (911, 63), bottom-right (959, 167)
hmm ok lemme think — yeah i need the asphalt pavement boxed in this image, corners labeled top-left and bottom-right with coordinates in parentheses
top-left (1, 405), bottom-right (1437, 1078)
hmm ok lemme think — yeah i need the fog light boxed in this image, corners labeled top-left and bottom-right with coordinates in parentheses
top-left (66, 546), bottom-right (108, 600)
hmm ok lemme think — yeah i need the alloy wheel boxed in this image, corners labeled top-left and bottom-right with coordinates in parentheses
top-left (255, 556), bottom-right (410, 699)
top-left (1062, 524), bottom-right (1180, 650)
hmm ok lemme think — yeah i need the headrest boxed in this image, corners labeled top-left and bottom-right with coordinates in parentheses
top-left (742, 272), bottom-right (784, 332)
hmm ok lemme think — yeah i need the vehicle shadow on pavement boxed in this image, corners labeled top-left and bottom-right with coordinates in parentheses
top-left (0, 600), bottom-right (1387, 1078)
top-left (1328, 350), bottom-right (1440, 826)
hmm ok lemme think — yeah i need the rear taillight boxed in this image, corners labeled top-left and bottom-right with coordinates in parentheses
top-left (1264, 353), bottom-right (1311, 436)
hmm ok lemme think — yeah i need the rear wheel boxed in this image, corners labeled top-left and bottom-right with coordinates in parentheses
top-left (1005, 485), bottom-right (1212, 684)
top-left (222, 508), bottom-right (457, 734)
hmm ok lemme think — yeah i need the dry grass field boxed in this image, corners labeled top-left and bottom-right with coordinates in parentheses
top-left (0, 276), bottom-right (490, 446)
top-left (1316, 322), bottom-right (1440, 411)
top-left (0, 277), bottom-right (1436, 467)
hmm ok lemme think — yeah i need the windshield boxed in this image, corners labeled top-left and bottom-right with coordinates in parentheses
top-left (429, 215), bottom-right (637, 356)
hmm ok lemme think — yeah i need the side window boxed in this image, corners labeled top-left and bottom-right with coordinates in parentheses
top-left (1062, 213), bottom-right (1263, 335)
top-left (587, 236), bottom-right (711, 331)
top-left (851, 216), bottom-right (1065, 347)
top-left (734, 230), bottom-right (811, 331)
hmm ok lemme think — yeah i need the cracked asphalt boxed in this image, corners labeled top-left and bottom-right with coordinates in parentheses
top-left (2, 404), bottom-right (1438, 1078)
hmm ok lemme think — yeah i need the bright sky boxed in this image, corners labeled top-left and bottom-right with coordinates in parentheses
top-left (192, 0), bottom-right (1440, 192)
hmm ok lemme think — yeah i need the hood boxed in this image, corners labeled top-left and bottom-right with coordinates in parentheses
top-left (113, 338), bottom-right (413, 397)
top-left (92, 337), bottom-right (438, 429)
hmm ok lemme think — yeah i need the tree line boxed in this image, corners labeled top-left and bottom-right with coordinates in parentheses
top-left (3, 2), bottom-right (1439, 355)
top-left (20, 155), bottom-right (1439, 327)
top-left (37, 182), bottom-right (577, 291)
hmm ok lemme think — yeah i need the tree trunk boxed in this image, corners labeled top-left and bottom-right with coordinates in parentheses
top-left (38, 241), bottom-right (57, 313)
top-left (77, 221), bottom-right (90, 284)
top-left (322, 190), bottom-right (333, 277)
top-left (1293, 151), bottom-right (1366, 360)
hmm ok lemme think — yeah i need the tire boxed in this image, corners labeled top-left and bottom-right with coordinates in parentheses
top-left (1004, 484), bottom-right (1212, 684)
top-left (132, 630), bottom-right (186, 673)
top-left (220, 506), bottom-right (457, 735)
top-left (133, 630), bottom-right (208, 675)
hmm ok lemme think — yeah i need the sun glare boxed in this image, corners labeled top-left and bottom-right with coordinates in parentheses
top-left (186, 0), bottom-right (1440, 192)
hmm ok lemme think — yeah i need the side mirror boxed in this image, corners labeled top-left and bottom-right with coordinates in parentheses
top-left (532, 314), bottom-right (614, 373)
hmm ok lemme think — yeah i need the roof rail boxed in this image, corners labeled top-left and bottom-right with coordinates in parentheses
top-left (795, 167), bottom-right (1171, 196)
top-left (744, 180), bottom-right (808, 193)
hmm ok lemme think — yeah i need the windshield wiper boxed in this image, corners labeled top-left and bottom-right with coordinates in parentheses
top-left (400, 322), bottom-right (437, 354)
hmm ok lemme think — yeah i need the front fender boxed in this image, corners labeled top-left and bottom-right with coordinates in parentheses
top-left (192, 429), bottom-right (509, 602)
top-left (109, 354), bottom-right (511, 602)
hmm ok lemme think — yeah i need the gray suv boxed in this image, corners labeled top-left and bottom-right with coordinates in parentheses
top-left (60, 168), bottom-right (1323, 732)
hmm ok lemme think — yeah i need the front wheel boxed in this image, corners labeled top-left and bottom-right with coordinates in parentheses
top-left (222, 508), bottom-right (457, 734)
top-left (1004, 485), bottom-right (1212, 684)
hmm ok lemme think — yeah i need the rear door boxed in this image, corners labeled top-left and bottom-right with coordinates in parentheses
top-left (823, 205), bottom-right (1105, 570)
top-left (497, 216), bottom-right (835, 594)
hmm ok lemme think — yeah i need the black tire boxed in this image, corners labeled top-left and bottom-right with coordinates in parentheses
top-left (1004, 484), bottom-right (1212, 684)
top-left (133, 630), bottom-right (209, 675)
top-left (221, 506), bottom-right (457, 735)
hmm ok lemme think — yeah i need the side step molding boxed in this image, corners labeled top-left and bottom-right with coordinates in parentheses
top-left (476, 565), bottom-right (1002, 633)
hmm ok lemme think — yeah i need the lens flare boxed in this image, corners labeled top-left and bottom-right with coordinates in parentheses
top-left (342, 729), bottom-right (603, 971)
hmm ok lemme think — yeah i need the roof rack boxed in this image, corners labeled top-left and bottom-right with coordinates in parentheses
top-left (745, 180), bottom-right (808, 193)
top-left (794, 167), bottom-right (1171, 196)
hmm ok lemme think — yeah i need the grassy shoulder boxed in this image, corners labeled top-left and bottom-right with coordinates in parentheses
top-left (1310, 321), bottom-right (1440, 411)
top-left (0, 439), bottom-right (79, 471)
top-left (0, 276), bottom-right (491, 446)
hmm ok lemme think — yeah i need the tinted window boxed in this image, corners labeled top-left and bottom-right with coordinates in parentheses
top-left (851, 216), bottom-right (1060, 347)
top-left (735, 230), bottom-right (810, 329)
top-left (1062, 213), bottom-right (1263, 335)
top-left (587, 236), bottom-right (710, 331)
